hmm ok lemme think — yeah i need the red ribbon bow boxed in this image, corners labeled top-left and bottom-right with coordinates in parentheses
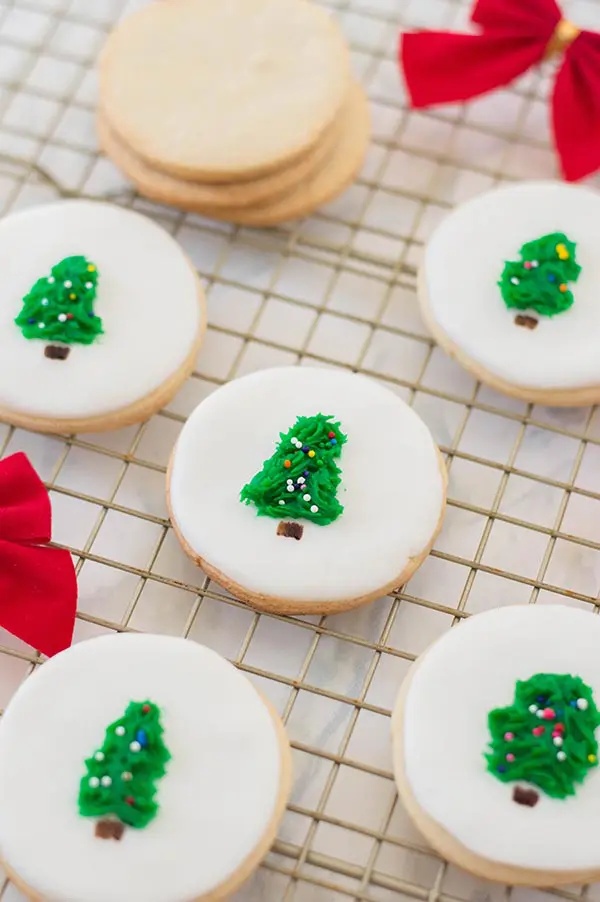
top-left (400, 0), bottom-right (600, 182)
top-left (0, 452), bottom-right (77, 657)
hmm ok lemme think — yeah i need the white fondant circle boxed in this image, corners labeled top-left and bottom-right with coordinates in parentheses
top-left (395, 604), bottom-right (600, 873)
top-left (423, 181), bottom-right (600, 391)
top-left (0, 200), bottom-right (202, 419)
top-left (0, 634), bottom-right (284, 902)
top-left (169, 366), bottom-right (445, 604)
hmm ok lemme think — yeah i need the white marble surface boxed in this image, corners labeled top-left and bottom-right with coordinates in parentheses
top-left (1, 0), bottom-right (600, 901)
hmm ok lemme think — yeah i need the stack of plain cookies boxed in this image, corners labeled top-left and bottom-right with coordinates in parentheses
top-left (98, 0), bottom-right (369, 227)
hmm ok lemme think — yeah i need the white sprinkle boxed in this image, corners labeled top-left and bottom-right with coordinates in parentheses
top-left (64, 280), bottom-right (72, 288)
top-left (303, 494), bottom-right (311, 502)
top-left (47, 277), bottom-right (55, 284)
top-left (553, 736), bottom-right (563, 746)
top-left (94, 751), bottom-right (105, 762)
top-left (536, 710), bottom-right (544, 718)
top-left (528, 704), bottom-right (538, 714)
top-left (129, 741), bottom-right (141, 753)
top-left (38, 322), bottom-right (45, 329)
top-left (100, 775), bottom-right (112, 787)
top-left (286, 479), bottom-right (293, 485)
top-left (89, 777), bottom-right (100, 788)
top-left (121, 772), bottom-right (132, 781)
top-left (291, 436), bottom-right (298, 443)
top-left (41, 298), bottom-right (49, 306)
top-left (287, 485), bottom-right (294, 493)
top-left (577, 697), bottom-right (589, 711)
top-left (557, 751), bottom-right (567, 761)
top-left (115, 726), bottom-right (126, 736)
top-left (510, 277), bottom-right (520, 285)
top-left (310, 505), bottom-right (318, 513)
top-left (531, 260), bottom-right (539, 268)
top-left (278, 500), bottom-right (285, 506)
top-left (297, 477), bottom-right (305, 484)
top-left (85, 281), bottom-right (93, 289)
top-left (58, 313), bottom-right (67, 323)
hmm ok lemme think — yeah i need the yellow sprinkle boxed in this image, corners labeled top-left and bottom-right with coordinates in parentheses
top-left (87, 264), bottom-right (96, 272)
top-left (589, 754), bottom-right (597, 763)
top-left (308, 450), bottom-right (316, 458)
top-left (69, 293), bottom-right (76, 300)
top-left (556, 243), bottom-right (566, 253)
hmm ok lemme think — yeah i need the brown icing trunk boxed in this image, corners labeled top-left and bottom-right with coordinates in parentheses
top-left (95, 818), bottom-right (125, 840)
top-left (277, 521), bottom-right (304, 540)
top-left (45, 345), bottom-right (70, 360)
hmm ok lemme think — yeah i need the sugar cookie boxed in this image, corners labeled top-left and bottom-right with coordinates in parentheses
top-left (0, 633), bottom-right (291, 902)
top-left (419, 181), bottom-right (600, 405)
top-left (97, 108), bottom-right (340, 210)
top-left (99, 0), bottom-right (350, 181)
top-left (392, 604), bottom-right (600, 886)
top-left (0, 200), bottom-right (205, 433)
top-left (167, 366), bottom-right (446, 614)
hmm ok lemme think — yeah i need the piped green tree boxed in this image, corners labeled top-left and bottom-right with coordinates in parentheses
top-left (78, 700), bottom-right (170, 840)
top-left (241, 414), bottom-right (347, 539)
top-left (498, 233), bottom-right (581, 327)
top-left (15, 255), bottom-right (103, 360)
top-left (485, 673), bottom-right (600, 807)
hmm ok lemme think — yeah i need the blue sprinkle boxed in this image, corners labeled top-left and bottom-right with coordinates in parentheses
top-left (497, 766), bottom-right (507, 773)
top-left (136, 729), bottom-right (148, 747)
top-left (330, 438), bottom-right (337, 445)
top-left (570, 700), bottom-right (578, 707)
top-left (548, 274), bottom-right (556, 282)
top-left (302, 445), bottom-right (309, 453)
top-left (88, 312), bottom-right (95, 317)
top-left (27, 317), bottom-right (36, 324)
top-left (303, 471), bottom-right (309, 477)
top-left (536, 695), bottom-right (546, 704)
top-left (556, 708), bottom-right (563, 717)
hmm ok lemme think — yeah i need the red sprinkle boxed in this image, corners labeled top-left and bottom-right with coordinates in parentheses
top-left (125, 796), bottom-right (135, 806)
top-left (532, 726), bottom-right (545, 736)
top-left (142, 704), bottom-right (151, 713)
top-left (328, 431), bottom-right (335, 438)
top-left (523, 261), bottom-right (532, 270)
top-left (541, 707), bottom-right (556, 720)
top-left (553, 723), bottom-right (565, 733)
top-left (66, 313), bottom-right (74, 320)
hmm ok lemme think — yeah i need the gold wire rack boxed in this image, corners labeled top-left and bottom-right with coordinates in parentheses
top-left (1, 0), bottom-right (600, 901)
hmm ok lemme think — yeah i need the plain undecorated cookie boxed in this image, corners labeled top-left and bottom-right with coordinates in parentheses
top-left (0, 200), bottom-right (205, 433)
top-left (393, 604), bottom-right (600, 886)
top-left (0, 633), bottom-right (292, 902)
top-left (420, 181), bottom-right (600, 406)
top-left (99, 0), bottom-right (350, 181)
top-left (167, 366), bottom-right (446, 614)
top-left (97, 96), bottom-right (341, 210)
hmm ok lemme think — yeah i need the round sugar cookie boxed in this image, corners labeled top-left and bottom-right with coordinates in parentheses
top-left (167, 366), bottom-right (446, 614)
top-left (97, 104), bottom-right (340, 210)
top-left (0, 200), bottom-right (205, 433)
top-left (0, 633), bottom-right (291, 902)
top-left (392, 604), bottom-right (600, 886)
top-left (420, 181), bottom-right (600, 406)
top-left (99, 0), bottom-right (350, 182)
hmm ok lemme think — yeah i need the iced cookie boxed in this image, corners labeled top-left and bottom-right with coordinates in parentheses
top-left (0, 200), bottom-right (205, 433)
top-left (419, 181), bottom-right (600, 405)
top-left (0, 633), bottom-right (291, 902)
top-left (99, 0), bottom-right (350, 182)
top-left (392, 604), bottom-right (600, 886)
top-left (167, 366), bottom-right (446, 614)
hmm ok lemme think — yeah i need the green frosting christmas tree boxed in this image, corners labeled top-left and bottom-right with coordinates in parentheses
top-left (78, 700), bottom-right (170, 840)
top-left (241, 414), bottom-right (347, 536)
top-left (486, 673), bottom-right (600, 805)
top-left (15, 255), bottom-right (103, 360)
top-left (498, 232), bottom-right (581, 323)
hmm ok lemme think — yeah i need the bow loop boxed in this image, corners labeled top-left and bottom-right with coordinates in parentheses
top-left (0, 453), bottom-right (77, 657)
top-left (399, 0), bottom-right (600, 180)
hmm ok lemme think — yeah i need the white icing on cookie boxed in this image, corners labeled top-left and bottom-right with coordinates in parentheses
top-left (169, 366), bottom-right (445, 604)
top-left (423, 182), bottom-right (600, 391)
top-left (396, 604), bottom-right (600, 873)
top-left (0, 633), bottom-right (284, 902)
top-left (0, 200), bottom-right (202, 419)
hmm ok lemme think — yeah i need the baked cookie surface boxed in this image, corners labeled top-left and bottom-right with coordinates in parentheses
top-left (168, 366), bottom-right (446, 613)
top-left (420, 182), bottom-right (600, 405)
top-left (0, 633), bottom-right (291, 902)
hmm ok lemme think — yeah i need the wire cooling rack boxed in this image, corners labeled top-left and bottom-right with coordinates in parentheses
top-left (2, 0), bottom-right (600, 900)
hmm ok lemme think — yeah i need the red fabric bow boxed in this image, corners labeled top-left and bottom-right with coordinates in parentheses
top-left (0, 452), bottom-right (77, 657)
top-left (400, 0), bottom-right (600, 182)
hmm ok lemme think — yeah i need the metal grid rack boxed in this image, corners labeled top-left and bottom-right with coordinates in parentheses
top-left (2, 0), bottom-right (600, 900)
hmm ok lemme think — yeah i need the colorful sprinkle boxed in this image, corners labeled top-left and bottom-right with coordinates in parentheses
top-left (121, 772), bottom-right (133, 781)
top-left (589, 754), bottom-right (597, 763)
top-left (506, 753), bottom-right (515, 762)
top-left (87, 264), bottom-right (96, 272)
top-left (559, 283), bottom-right (568, 293)
top-left (142, 704), bottom-right (151, 714)
top-left (523, 261), bottom-right (532, 270)
top-left (125, 796), bottom-right (135, 806)
top-left (284, 460), bottom-right (291, 469)
top-left (308, 450), bottom-right (316, 458)
top-left (532, 725), bottom-right (545, 736)
top-left (542, 707), bottom-right (556, 720)
top-left (328, 431), bottom-right (335, 438)
top-left (504, 732), bottom-right (514, 741)
top-left (548, 274), bottom-right (556, 282)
